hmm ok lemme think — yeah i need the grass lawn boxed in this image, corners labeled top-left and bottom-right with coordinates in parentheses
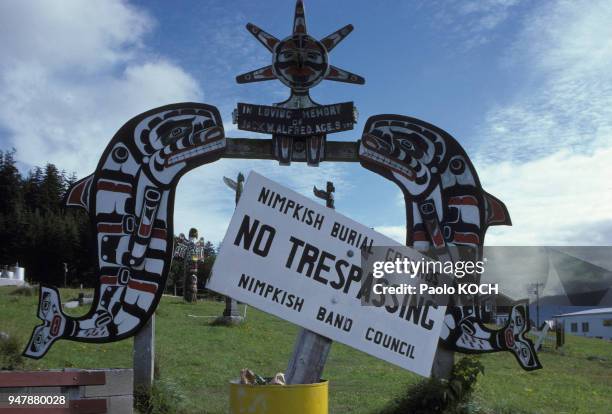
top-left (1, 286), bottom-right (611, 413)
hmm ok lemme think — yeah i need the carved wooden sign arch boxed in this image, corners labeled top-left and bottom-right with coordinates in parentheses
top-left (24, 0), bottom-right (540, 372)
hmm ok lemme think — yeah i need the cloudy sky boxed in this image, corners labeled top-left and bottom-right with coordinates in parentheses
top-left (1, 0), bottom-right (610, 246)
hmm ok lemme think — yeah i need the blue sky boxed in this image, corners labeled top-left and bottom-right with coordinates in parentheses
top-left (1, 0), bottom-right (611, 246)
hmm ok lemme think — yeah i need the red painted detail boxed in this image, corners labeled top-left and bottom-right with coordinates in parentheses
top-left (453, 232), bottom-right (480, 245)
top-left (262, 67), bottom-right (274, 77)
top-left (412, 231), bottom-right (428, 241)
top-left (67, 177), bottom-right (91, 207)
top-left (97, 223), bottom-right (123, 234)
top-left (266, 38), bottom-right (278, 48)
top-left (486, 195), bottom-right (507, 224)
top-left (138, 223), bottom-right (152, 238)
top-left (431, 228), bottom-right (445, 248)
top-left (128, 279), bottom-right (157, 294)
top-left (96, 180), bottom-right (132, 194)
top-left (100, 276), bottom-right (118, 285)
top-left (505, 328), bottom-right (515, 347)
top-left (50, 315), bottom-right (61, 336)
top-left (448, 195), bottom-right (478, 206)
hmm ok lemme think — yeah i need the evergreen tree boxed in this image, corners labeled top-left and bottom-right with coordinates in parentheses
top-left (203, 241), bottom-right (216, 257)
top-left (23, 167), bottom-right (44, 212)
top-left (0, 147), bottom-right (96, 286)
top-left (0, 149), bottom-right (22, 214)
top-left (40, 163), bottom-right (64, 212)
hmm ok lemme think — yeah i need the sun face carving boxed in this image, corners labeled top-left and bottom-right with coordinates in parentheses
top-left (273, 34), bottom-right (328, 91)
top-left (236, 0), bottom-right (364, 93)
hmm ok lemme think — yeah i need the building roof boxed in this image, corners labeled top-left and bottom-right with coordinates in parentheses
top-left (553, 307), bottom-right (612, 318)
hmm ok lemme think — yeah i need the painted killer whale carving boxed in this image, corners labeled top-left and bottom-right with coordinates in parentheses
top-left (23, 103), bottom-right (225, 358)
top-left (359, 114), bottom-right (541, 371)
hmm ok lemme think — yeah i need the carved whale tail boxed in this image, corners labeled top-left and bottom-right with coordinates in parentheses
top-left (499, 304), bottom-right (542, 371)
top-left (23, 286), bottom-right (69, 359)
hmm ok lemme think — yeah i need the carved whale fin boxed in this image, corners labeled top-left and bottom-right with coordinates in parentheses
top-left (483, 190), bottom-right (512, 227)
top-left (23, 285), bottom-right (68, 359)
top-left (500, 304), bottom-right (542, 370)
top-left (65, 173), bottom-right (94, 212)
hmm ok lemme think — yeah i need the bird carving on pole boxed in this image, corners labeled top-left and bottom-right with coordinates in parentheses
top-left (313, 181), bottom-right (335, 209)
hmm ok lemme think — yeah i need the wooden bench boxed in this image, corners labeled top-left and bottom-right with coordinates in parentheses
top-left (0, 369), bottom-right (132, 413)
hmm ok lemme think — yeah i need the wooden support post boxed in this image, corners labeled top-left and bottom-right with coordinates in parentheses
top-left (430, 347), bottom-right (454, 379)
top-left (286, 329), bottom-right (332, 384)
top-left (286, 181), bottom-right (336, 385)
top-left (133, 315), bottom-right (155, 393)
top-left (223, 297), bottom-right (240, 318)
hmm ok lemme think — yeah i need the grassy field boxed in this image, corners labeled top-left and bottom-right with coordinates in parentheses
top-left (1, 286), bottom-right (611, 413)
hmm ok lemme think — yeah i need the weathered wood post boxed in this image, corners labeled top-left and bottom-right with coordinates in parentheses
top-left (431, 347), bottom-right (454, 379)
top-left (133, 314), bottom-right (155, 393)
top-left (286, 181), bottom-right (335, 384)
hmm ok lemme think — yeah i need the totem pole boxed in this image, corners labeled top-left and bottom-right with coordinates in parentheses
top-left (218, 173), bottom-right (246, 324)
top-left (173, 228), bottom-right (205, 302)
top-left (313, 181), bottom-right (335, 209)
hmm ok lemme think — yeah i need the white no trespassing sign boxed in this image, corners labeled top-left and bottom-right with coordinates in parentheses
top-left (208, 172), bottom-right (445, 377)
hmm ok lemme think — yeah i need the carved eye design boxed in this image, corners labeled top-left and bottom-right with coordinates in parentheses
top-left (281, 51), bottom-right (295, 60)
top-left (171, 127), bottom-right (184, 137)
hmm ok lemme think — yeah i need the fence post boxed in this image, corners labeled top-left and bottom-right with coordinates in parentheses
top-left (133, 315), bottom-right (155, 393)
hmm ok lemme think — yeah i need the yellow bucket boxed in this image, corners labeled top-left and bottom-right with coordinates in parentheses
top-left (229, 380), bottom-right (328, 414)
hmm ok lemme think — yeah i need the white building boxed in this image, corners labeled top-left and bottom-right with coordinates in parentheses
top-left (554, 308), bottom-right (612, 340)
top-left (0, 265), bottom-right (26, 287)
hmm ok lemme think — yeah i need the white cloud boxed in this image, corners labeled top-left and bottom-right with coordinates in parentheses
top-left (375, 225), bottom-right (405, 244)
top-left (377, 0), bottom-right (612, 247)
top-left (476, 0), bottom-right (612, 163)
top-left (431, 0), bottom-right (522, 49)
top-left (473, 0), bottom-right (612, 245)
top-left (0, 1), bottom-right (150, 71)
top-left (0, 0), bottom-right (352, 245)
top-left (0, 0), bottom-right (201, 174)
top-left (480, 147), bottom-right (612, 245)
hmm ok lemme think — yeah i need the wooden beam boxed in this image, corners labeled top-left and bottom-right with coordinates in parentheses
top-left (223, 138), bottom-right (361, 162)
top-left (0, 371), bottom-right (105, 387)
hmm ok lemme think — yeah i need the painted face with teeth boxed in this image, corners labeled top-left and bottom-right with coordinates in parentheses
top-left (273, 34), bottom-right (329, 92)
top-left (359, 116), bottom-right (446, 199)
top-left (134, 108), bottom-right (225, 186)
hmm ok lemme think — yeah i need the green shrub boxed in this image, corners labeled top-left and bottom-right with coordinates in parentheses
top-left (0, 333), bottom-right (26, 370)
top-left (134, 379), bottom-right (186, 414)
top-left (10, 285), bottom-right (36, 296)
top-left (378, 357), bottom-right (485, 414)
